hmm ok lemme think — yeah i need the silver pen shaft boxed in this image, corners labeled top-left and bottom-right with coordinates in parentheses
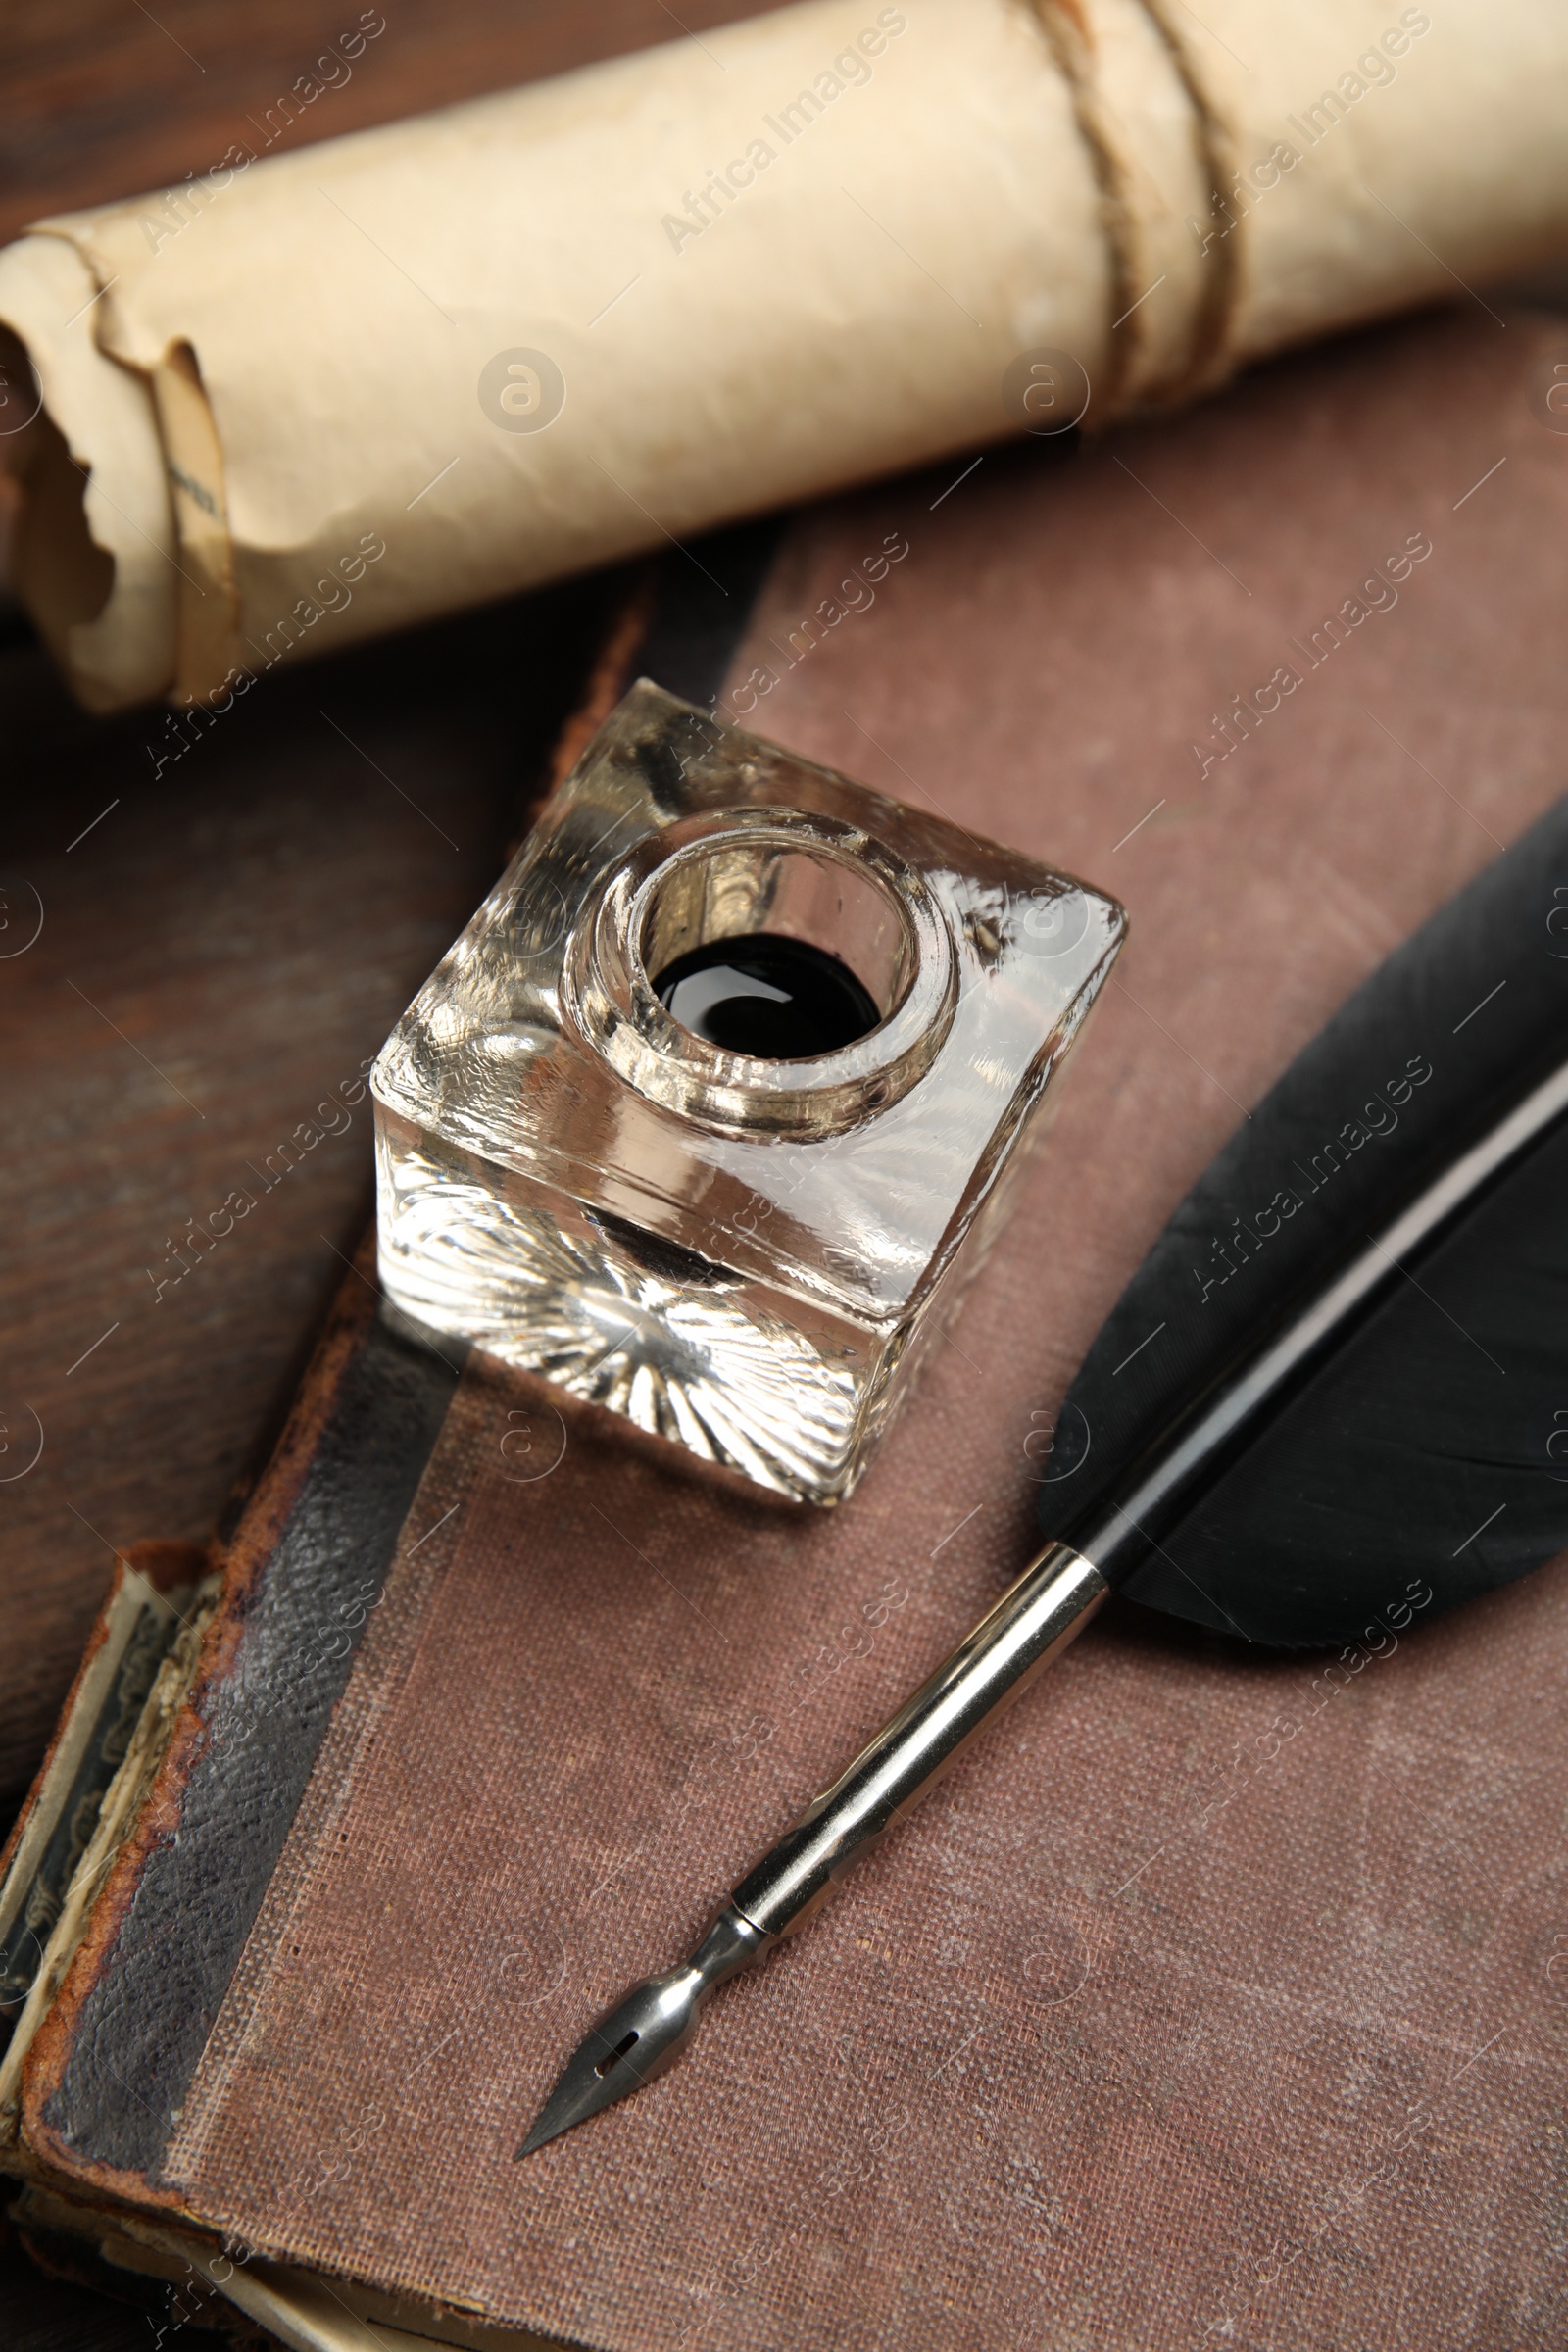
top-left (518, 1542), bottom-right (1105, 2155)
top-left (730, 1542), bottom-right (1105, 1936)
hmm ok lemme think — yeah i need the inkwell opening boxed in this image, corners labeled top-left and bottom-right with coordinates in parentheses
top-left (642, 837), bottom-right (906, 1061)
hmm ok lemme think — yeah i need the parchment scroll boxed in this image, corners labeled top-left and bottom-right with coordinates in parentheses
top-left (0, 0), bottom-right (1562, 710)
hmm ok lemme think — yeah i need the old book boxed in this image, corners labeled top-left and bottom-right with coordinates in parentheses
top-left (4, 303), bottom-right (1568, 2351)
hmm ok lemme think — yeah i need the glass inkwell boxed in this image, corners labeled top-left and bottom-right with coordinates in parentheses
top-left (371, 684), bottom-right (1126, 1504)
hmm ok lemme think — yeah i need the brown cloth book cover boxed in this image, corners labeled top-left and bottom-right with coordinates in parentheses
top-left (6, 304), bottom-right (1568, 2351)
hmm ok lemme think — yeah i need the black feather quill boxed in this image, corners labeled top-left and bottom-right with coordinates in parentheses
top-left (1039, 798), bottom-right (1568, 1647)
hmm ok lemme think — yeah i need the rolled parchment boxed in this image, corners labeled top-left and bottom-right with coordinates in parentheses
top-left (1, 0), bottom-right (1564, 710)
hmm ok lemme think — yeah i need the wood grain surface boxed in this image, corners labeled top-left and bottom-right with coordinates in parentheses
top-left (0, 0), bottom-right (777, 246)
top-left (0, 576), bottom-right (621, 1806)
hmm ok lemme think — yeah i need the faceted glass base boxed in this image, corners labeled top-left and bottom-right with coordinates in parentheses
top-left (378, 1117), bottom-right (882, 1500)
top-left (372, 683), bottom-right (1125, 1504)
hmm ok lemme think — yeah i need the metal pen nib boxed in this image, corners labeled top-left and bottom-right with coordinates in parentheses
top-left (516, 1903), bottom-right (773, 2157)
top-left (515, 1544), bottom-right (1105, 2158)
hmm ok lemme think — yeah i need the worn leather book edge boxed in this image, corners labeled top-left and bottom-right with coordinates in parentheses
top-left (15, 1250), bottom-right (458, 2197)
top-left (0, 1541), bottom-right (210, 2006)
top-left (0, 1557), bottom-right (220, 2122)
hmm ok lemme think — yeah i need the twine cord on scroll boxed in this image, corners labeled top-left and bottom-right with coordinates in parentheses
top-left (1029, 0), bottom-right (1146, 418)
top-left (1029, 0), bottom-right (1245, 416)
top-left (1134, 0), bottom-right (1247, 397)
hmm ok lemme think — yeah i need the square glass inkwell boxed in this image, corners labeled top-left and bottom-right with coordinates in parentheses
top-left (371, 684), bottom-right (1125, 1504)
